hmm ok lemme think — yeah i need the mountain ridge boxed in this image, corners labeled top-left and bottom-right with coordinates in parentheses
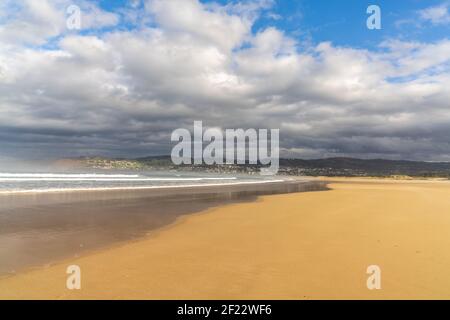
top-left (53, 156), bottom-right (450, 178)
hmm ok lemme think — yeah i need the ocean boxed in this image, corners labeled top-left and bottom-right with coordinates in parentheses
top-left (0, 171), bottom-right (321, 276)
top-left (0, 171), bottom-right (283, 193)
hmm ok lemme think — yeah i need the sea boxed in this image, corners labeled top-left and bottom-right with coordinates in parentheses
top-left (0, 171), bottom-right (283, 194)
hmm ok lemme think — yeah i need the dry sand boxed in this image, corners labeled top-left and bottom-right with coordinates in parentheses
top-left (2, 179), bottom-right (450, 299)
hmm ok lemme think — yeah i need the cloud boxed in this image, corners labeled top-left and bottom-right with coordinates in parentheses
top-left (380, 39), bottom-right (450, 77)
top-left (419, 3), bottom-right (450, 25)
top-left (0, 0), bottom-right (450, 161)
top-left (0, 0), bottom-right (119, 46)
top-left (144, 0), bottom-right (261, 51)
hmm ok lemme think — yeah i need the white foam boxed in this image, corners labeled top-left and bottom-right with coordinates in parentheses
top-left (0, 179), bottom-right (285, 195)
top-left (0, 173), bottom-right (140, 178)
top-left (0, 177), bottom-right (237, 182)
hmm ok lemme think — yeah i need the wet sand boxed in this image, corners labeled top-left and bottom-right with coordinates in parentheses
top-left (2, 179), bottom-right (450, 299)
top-left (0, 179), bottom-right (325, 276)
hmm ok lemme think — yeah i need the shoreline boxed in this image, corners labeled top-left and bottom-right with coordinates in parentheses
top-left (0, 178), bottom-right (285, 195)
top-left (3, 178), bottom-right (450, 299)
top-left (0, 179), bottom-right (327, 277)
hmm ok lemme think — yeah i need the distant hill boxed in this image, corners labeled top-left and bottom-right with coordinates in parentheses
top-left (278, 157), bottom-right (450, 177)
top-left (53, 156), bottom-right (450, 178)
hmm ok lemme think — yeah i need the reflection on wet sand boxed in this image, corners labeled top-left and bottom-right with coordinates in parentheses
top-left (0, 180), bottom-right (326, 276)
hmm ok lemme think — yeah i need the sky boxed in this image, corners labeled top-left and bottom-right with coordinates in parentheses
top-left (0, 0), bottom-right (450, 161)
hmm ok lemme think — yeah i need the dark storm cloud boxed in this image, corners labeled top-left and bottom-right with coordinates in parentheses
top-left (0, 0), bottom-right (450, 161)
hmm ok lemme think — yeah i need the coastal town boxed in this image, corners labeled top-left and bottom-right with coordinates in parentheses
top-left (54, 156), bottom-right (450, 178)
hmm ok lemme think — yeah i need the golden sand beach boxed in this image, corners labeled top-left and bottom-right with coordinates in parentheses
top-left (2, 179), bottom-right (450, 300)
